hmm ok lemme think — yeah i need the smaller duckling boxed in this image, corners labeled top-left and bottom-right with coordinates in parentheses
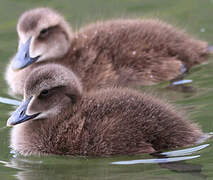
top-left (7, 64), bottom-right (203, 156)
top-left (5, 7), bottom-right (210, 95)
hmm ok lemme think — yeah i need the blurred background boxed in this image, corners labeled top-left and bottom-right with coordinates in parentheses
top-left (0, 0), bottom-right (213, 179)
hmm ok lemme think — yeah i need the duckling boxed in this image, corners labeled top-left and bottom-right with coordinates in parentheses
top-left (7, 64), bottom-right (203, 156)
top-left (5, 7), bottom-right (210, 95)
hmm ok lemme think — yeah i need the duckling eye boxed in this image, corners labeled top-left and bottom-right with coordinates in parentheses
top-left (39, 28), bottom-right (48, 37)
top-left (40, 89), bottom-right (49, 96)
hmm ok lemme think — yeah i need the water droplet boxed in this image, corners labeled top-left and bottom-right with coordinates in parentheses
top-left (172, 79), bottom-right (193, 86)
top-left (200, 28), bottom-right (206, 33)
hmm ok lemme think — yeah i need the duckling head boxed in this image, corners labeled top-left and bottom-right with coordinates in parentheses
top-left (7, 64), bottom-right (82, 126)
top-left (12, 8), bottom-right (73, 70)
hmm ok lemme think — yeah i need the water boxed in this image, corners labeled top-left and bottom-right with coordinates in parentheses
top-left (1, 0), bottom-right (213, 179)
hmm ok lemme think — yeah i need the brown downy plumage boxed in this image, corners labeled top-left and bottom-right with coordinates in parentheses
top-left (7, 64), bottom-right (203, 156)
top-left (5, 7), bottom-right (210, 95)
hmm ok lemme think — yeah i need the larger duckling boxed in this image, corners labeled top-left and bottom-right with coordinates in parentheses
top-left (5, 7), bottom-right (210, 95)
top-left (7, 64), bottom-right (203, 156)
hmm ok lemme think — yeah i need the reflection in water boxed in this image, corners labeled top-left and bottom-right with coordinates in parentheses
top-left (160, 144), bottom-right (210, 157)
top-left (111, 155), bottom-right (200, 165)
top-left (160, 162), bottom-right (207, 179)
top-left (2, 156), bottom-right (203, 180)
top-left (111, 144), bottom-right (210, 179)
top-left (0, 126), bottom-right (8, 131)
top-left (112, 144), bottom-right (209, 165)
top-left (0, 144), bottom-right (209, 180)
top-left (167, 84), bottom-right (197, 93)
top-left (0, 160), bottom-right (25, 171)
top-left (172, 79), bottom-right (193, 86)
top-left (0, 96), bottom-right (21, 106)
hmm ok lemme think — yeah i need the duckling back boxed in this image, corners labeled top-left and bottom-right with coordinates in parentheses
top-left (76, 88), bottom-right (202, 156)
top-left (80, 19), bottom-right (208, 65)
top-left (61, 19), bottom-right (209, 91)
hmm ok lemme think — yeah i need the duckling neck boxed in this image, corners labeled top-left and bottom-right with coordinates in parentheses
top-left (10, 106), bottom-right (86, 156)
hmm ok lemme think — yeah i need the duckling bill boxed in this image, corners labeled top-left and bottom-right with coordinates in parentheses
top-left (7, 64), bottom-right (203, 156)
top-left (7, 97), bottom-right (39, 126)
top-left (12, 37), bottom-right (40, 69)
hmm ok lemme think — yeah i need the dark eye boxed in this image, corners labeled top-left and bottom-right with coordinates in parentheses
top-left (39, 28), bottom-right (48, 37)
top-left (40, 89), bottom-right (49, 96)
